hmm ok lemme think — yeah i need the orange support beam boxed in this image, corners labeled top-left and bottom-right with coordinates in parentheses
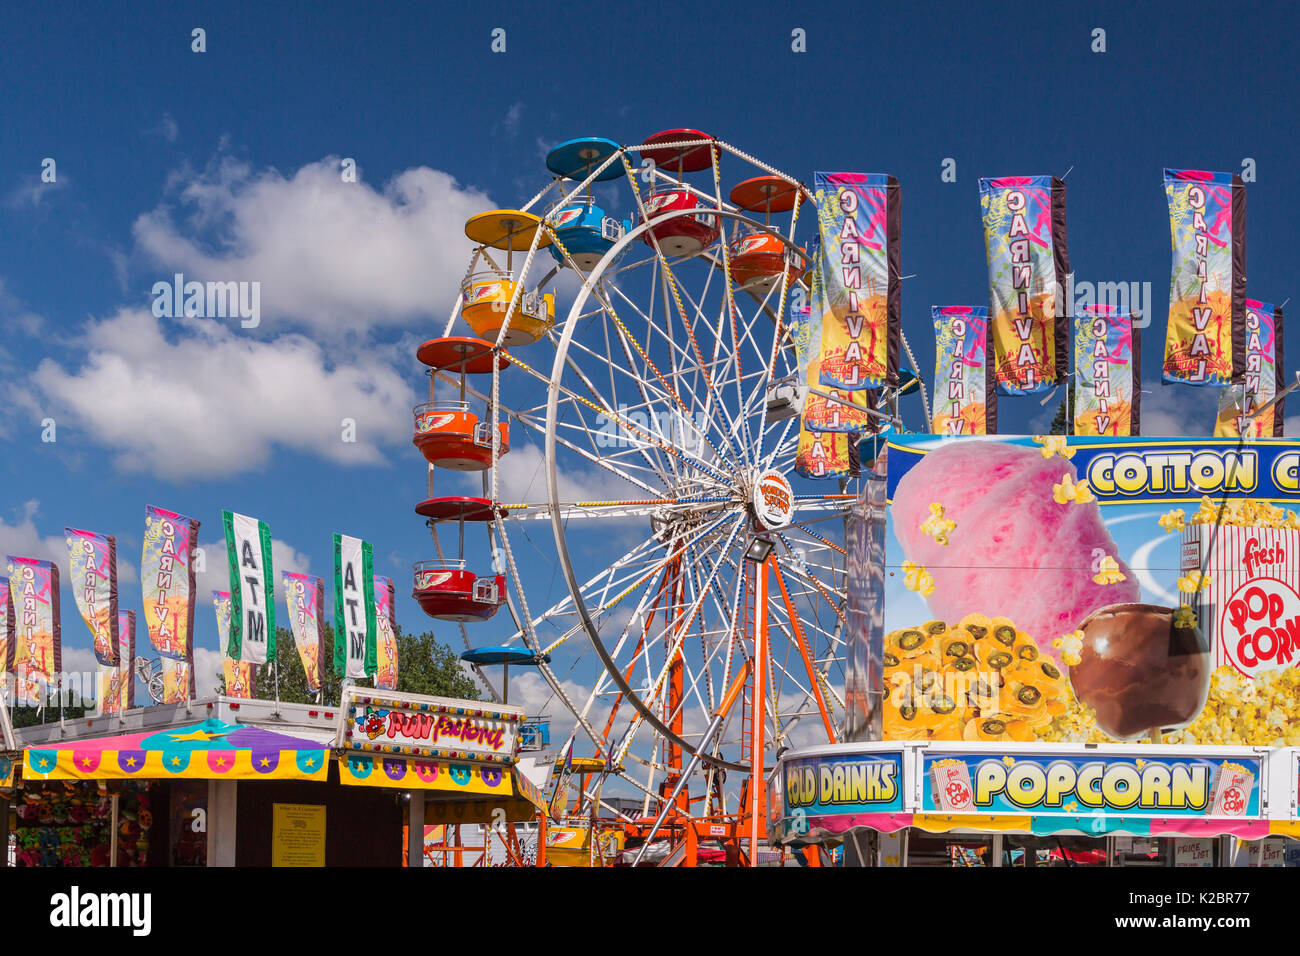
top-left (771, 558), bottom-right (837, 743)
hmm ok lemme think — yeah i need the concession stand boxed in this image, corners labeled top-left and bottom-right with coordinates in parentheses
top-left (770, 434), bottom-right (1300, 867)
top-left (2, 687), bottom-right (549, 867)
top-left (769, 740), bottom-right (1300, 866)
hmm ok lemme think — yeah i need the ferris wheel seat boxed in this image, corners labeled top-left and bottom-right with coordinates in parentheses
top-left (637, 188), bottom-right (719, 258)
top-left (412, 405), bottom-right (509, 471)
top-left (414, 496), bottom-right (504, 522)
top-left (546, 203), bottom-right (631, 272)
top-left (639, 128), bottom-right (714, 173)
top-left (546, 137), bottom-right (624, 182)
top-left (412, 565), bottom-right (506, 622)
top-left (729, 234), bottom-right (808, 291)
top-left (461, 275), bottom-right (554, 347)
top-left (415, 336), bottom-right (509, 373)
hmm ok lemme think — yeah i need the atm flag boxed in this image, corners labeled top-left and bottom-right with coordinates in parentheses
top-left (1073, 305), bottom-right (1140, 436)
top-left (333, 534), bottom-right (377, 680)
top-left (812, 172), bottom-right (900, 391)
top-left (65, 528), bottom-right (119, 667)
top-left (1215, 300), bottom-right (1283, 437)
top-left (980, 176), bottom-right (1070, 395)
top-left (222, 511), bottom-right (276, 665)
top-left (1162, 169), bottom-right (1246, 386)
top-left (931, 306), bottom-right (996, 435)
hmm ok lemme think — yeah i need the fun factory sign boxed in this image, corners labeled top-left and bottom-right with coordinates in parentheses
top-left (922, 753), bottom-right (1260, 818)
top-left (342, 689), bottom-right (522, 764)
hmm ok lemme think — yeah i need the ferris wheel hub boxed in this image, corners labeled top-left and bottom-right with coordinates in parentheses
top-left (749, 468), bottom-right (796, 532)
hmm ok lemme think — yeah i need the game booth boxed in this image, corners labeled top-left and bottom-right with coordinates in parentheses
top-left (770, 435), bottom-right (1300, 867)
top-left (2, 688), bottom-right (549, 867)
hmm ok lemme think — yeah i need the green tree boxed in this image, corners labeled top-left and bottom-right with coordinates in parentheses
top-left (10, 699), bottom-right (89, 729)
top-left (1049, 379), bottom-right (1077, 435)
top-left (218, 623), bottom-right (481, 706)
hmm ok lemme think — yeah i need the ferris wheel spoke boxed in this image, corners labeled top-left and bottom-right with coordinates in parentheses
top-left (602, 274), bottom-right (745, 466)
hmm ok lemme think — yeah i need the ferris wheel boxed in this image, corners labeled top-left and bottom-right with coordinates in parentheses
top-left (410, 130), bottom-right (915, 853)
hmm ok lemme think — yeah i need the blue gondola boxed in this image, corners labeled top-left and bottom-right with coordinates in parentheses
top-left (547, 201), bottom-right (632, 271)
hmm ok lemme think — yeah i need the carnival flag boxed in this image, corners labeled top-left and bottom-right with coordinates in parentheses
top-left (333, 534), bottom-right (377, 680)
top-left (1215, 300), bottom-right (1283, 437)
top-left (1073, 305), bottom-right (1141, 436)
top-left (979, 176), bottom-right (1070, 395)
top-left (105, 610), bottom-right (136, 713)
top-left (812, 172), bottom-right (900, 392)
top-left (222, 511), bottom-right (276, 665)
top-left (120, 610), bottom-right (136, 709)
top-left (931, 306), bottom-right (997, 434)
top-left (795, 425), bottom-right (859, 480)
top-left (213, 590), bottom-right (256, 699)
top-left (65, 528), bottom-right (119, 667)
top-left (6, 558), bottom-right (61, 704)
top-left (1162, 169), bottom-right (1246, 386)
top-left (282, 572), bottom-right (324, 694)
top-left (0, 578), bottom-right (14, 699)
top-left (373, 574), bottom-right (399, 691)
top-left (792, 303), bottom-right (863, 479)
top-left (161, 658), bottom-right (191, 704)
top-left (141, 505), bottom-right (200, 662)
top-left (791, 298), bottom-right (874, 438)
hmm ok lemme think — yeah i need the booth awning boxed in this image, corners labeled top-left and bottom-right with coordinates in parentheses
top-left (339, 753), bottom-right (547, 823)
top-left (24, 718), bottom-right (330, 782)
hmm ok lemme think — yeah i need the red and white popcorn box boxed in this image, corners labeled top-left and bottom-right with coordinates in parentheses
top-left (1181, 524), bottom-right (1300, 677)
top-left (930, 758), bottom-right (975, 812)
top-left (1205, 762), bottom-right (1255, 817)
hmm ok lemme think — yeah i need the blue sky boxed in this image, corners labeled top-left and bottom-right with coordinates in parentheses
top-left (1, 0), bottom-right (1296, 729)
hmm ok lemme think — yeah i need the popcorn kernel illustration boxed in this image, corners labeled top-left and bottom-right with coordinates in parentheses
top-left (919, 502), bottom-right (957, 546)
top-left (1158, 509), bottom-right (1186, 533)
top-left (1174, 604), bottom-right (1198, 629)
top-left (902, 560), bottom-right (936, 597)
top-left (1053, 630), bottom-right (1084, 667)
top-left (1052, 473), bottom-right (1095, 505)
top-left (1032, 435), bottom-right (1075, 459)
top-left (1092, 555), bottom-right (1125, 586)
top-left (1176, 571), bottom-right (1212, 594)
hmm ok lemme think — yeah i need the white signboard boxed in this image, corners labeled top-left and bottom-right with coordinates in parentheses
top-left (341, 687), bottom-right (524, 763)
top-left (1174, 838), bottom-right (1215, 867)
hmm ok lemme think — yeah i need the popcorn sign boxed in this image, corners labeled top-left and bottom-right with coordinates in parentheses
top-left (1182, 524), bottom-right (1300, 677)
top-left (929, 758), bottom-right (974, 811)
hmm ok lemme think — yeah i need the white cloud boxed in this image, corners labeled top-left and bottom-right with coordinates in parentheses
top-left (151, 113), bottom-right (180, 144)
top-left (131, 156), bottom-right (493, 335)
top-left (1139, 383), bottom-right (1221, 437)
top-left (498, 102), bottom-right (523, 137)
top-left (0, 501), bottom-right (68, 566)
top-left (498, 669), bottom-right (592, 754)
top-left (26, 308), bottom-right (414, 479)
top-left (7, 172), bottom-right (67, 210)
top-left (194, 646), bottom-right (223, 697)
